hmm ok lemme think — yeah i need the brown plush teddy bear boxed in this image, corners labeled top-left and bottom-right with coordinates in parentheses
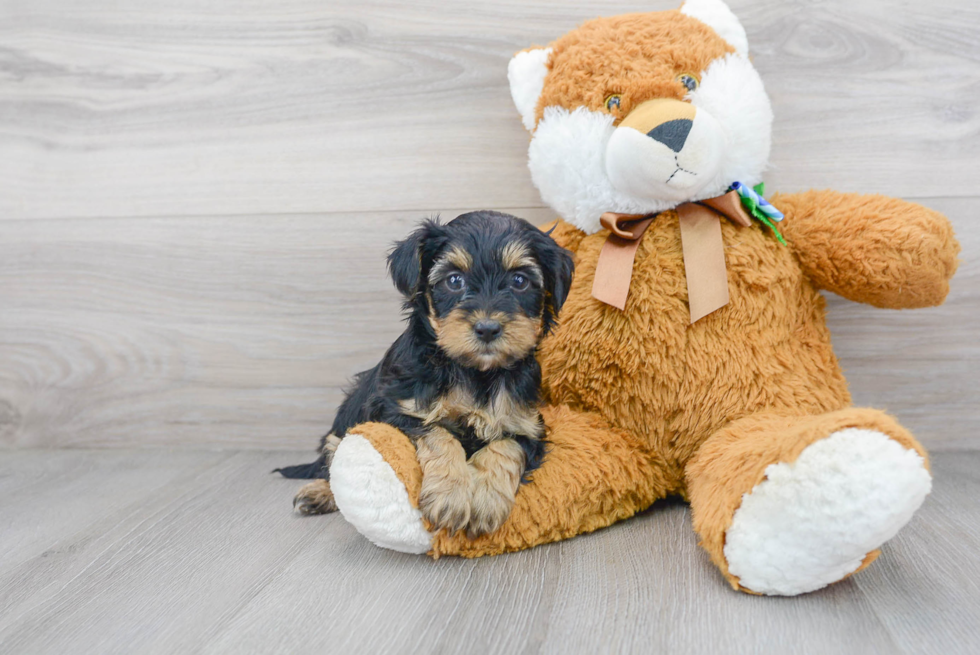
top-left (325, 0), bottom-right (960, 595)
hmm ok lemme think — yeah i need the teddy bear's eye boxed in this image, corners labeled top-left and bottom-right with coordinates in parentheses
top-left (676, 73), bottom-right (699, 92)
top-left (604, 94), bottom-right (622, 111)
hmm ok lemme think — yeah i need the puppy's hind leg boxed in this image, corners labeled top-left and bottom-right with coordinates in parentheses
top-left (291, 434), bottom-right (343, 515)
top-left (294, 479), bottom-right (338, 515)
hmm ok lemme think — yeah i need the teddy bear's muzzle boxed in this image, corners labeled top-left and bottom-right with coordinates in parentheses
top-left (605, 98), bottom-right (724, 202)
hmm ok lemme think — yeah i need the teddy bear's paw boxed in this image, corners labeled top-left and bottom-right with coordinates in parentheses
top-left (723, 428), bottom-right (932, 596)
top-left (330, 434), bottom-right (434, 554)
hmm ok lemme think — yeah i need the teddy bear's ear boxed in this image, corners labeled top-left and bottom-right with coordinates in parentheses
top-left (680, 0), bottom-right (749, 57)
top-left (508, 47), bottom-right (552, 132)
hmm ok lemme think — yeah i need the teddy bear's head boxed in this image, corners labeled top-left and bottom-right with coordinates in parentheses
top-left (508, 0), bottom-right (772, 234)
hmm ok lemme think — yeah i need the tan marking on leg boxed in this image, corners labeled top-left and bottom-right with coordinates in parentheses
top-left (293, 479), bottom-right (338, 515)
top-left (416, 427), bottom-right (473, 535)
top-left (322, 433), bottom-right (342, 468)
top-left (467, 439), bottom-right (526, 538)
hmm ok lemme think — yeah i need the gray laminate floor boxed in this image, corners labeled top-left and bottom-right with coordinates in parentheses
top-left (0, 449), bottom-right (977, 655)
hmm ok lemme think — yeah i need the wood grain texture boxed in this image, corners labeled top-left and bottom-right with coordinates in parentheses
top-left (825, 197), bottom-right (980, 452)
top-left (0, 0), bottom-right (978, 220)
top-left (0, 200), bottom-right (974, 450)
top-left (0, 1), bottom-right (975, 650)
top-left (0, 206), bottom-right (554, 449)
top-left (0, 449), bottom-right (977, 654)
top-left (0, 450), bottom-right (232, 623)
top-left (0, 449), bottom-right (229, 573)
top-left (854, 454), bottom-right (980, 655)
top-left (0, 0), bottom-right (976, 452)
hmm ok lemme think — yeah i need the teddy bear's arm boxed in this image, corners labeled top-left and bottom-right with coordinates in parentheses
top-left (540, 218), bottom-right (586, 254)
top-left (773, 190), bottom-right (960, 308)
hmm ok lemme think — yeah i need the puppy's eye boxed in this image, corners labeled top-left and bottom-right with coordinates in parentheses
top-left (511, 273), bottom-right (529, 291)
top-left (676, 73), bottom-right (699, 92)
top-left (445, 273), bottom-right (465, 292)
top-left (604, 94), bottom-right (622, 112)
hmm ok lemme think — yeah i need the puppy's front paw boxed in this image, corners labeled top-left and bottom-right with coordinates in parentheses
top-left (466, 439), bottom-right (525, 538)
top-left (467, 481), bottom-right (514, 539)
top-left (293, 480), bottom-right (338, 515)
top-left (416, 427), bottom-right (473, 535)
top-left (419, 484), bottom-right (472, 535)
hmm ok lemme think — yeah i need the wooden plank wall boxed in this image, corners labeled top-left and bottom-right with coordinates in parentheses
top-left (0, 0), bottom-right (977, 450)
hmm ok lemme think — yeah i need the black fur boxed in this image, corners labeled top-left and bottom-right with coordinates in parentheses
top-left (276, 211), bottom-right (573, 482)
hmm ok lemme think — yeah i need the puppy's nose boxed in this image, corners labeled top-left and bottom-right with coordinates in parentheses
top-left (646, 119), bottom-right (693, 153)
top-left (473, 320), bottom-right (502, 343)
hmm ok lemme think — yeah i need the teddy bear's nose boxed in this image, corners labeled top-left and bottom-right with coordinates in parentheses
top-left (646, 119), bottom-right (693, 153)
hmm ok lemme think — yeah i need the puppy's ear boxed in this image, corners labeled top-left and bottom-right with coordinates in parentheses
top-left (528, 228), bottom-right (575, 333)
top-left (387, 220), bottom-right (448, 297)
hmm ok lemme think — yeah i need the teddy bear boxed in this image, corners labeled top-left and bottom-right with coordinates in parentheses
top-left (324, 0), bottom-right (960, 596)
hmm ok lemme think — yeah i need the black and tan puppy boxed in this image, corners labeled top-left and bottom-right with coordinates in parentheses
top-left (277, 210), bottom-right (574, 538)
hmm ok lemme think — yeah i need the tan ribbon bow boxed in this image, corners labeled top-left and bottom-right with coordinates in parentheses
top-left (591, 189), bottom-right (753, 324)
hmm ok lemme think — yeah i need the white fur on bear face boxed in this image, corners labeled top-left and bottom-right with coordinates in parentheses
top-left (508, 48), bottom-right (552, 131)
top-left (527, 53), bottom-right (773, 233)
top-left (605, 107), bottom-right (726, 202)
top-left (680, 0), bottom-right (749, 57)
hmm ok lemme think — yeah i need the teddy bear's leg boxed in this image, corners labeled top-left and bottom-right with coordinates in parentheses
top-left (329, 422), bottom-right (433, 554)
top-left (685, 408), bottom-right (932, 596)
top-left (330, 406), bottom-right (673, 557)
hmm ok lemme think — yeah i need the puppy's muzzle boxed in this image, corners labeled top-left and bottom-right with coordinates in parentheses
top-left (473, 319), bottom-right (503, 343)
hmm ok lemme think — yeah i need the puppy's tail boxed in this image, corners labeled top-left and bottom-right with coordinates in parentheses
top-left (273, 453), bottom-right (329, 479)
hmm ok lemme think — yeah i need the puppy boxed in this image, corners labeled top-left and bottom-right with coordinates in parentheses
top-left (277, 210), bottom-right (574, 538)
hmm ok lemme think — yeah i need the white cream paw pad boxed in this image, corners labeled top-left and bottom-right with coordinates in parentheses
top-left (724, 428), bottom-right (932, 595)
top-left (330, 434), bottom-right (434, 554)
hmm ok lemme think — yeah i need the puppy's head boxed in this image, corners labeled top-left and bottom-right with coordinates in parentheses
top-left (388, 211), bottom-right (574, 371)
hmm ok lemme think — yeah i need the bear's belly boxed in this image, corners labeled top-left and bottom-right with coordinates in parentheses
top-left (539, 214), bottom-right (850, 482)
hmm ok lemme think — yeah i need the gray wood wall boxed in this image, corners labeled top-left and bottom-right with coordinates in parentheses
top-left (1, 0), bottom-right (977, 451)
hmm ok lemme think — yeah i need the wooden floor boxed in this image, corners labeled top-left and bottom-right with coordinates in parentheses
top-left (0, 449), bottom-right (976, 655)
top-left (2, 0), bottom-right (979, 653)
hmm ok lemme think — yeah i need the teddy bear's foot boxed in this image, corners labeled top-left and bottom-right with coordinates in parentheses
top-left (688, 409), bottom-right (932, 596)
top-left (328, 408), bottom-right (673, 558)
top-left (724, 427), bottom-right (930, 595)
top-left (329, 427), bottom-right (434, 554)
